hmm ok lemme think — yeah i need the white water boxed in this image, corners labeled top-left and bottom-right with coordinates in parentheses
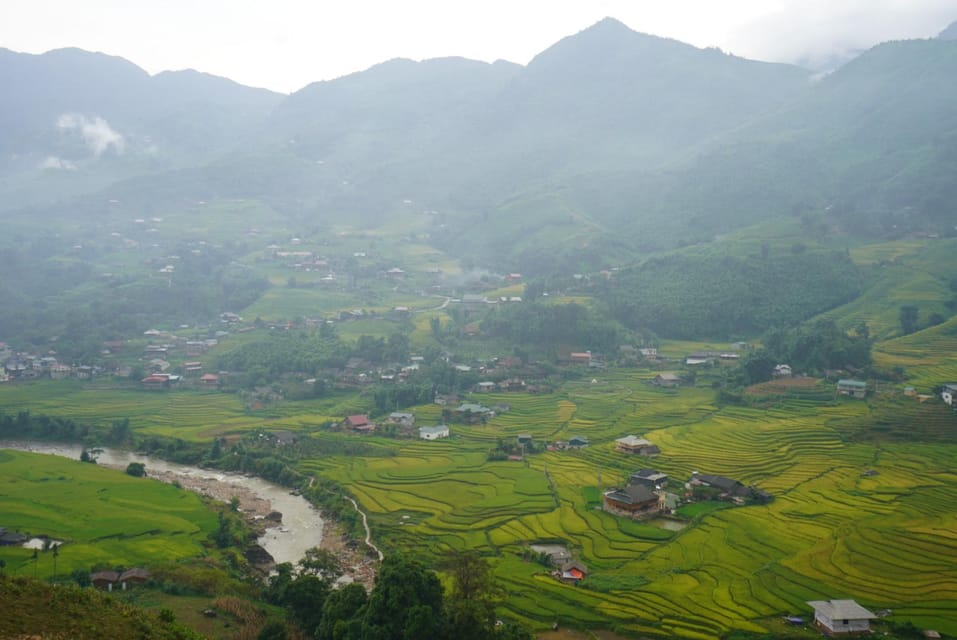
top-left (0, 440), bottom-right (324, 565)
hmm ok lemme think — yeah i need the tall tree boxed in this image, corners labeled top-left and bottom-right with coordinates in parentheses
top-left (899, 304), bottom-right (920, 335)
top-left (359, 555), bottom-right (445, 640)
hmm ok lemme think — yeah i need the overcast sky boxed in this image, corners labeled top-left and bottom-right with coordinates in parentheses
top-left (2, 0), bottom-right (955, 93)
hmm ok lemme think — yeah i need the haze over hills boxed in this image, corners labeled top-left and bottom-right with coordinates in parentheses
top-left (1, 16), bottom-right (956, 272)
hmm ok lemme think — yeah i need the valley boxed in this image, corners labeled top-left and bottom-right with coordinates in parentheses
top-left (1, 14), bottom-right (957, 640)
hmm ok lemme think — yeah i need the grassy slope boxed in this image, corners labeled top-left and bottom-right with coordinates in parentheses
top-left (0, 575), bottom-right (197, 640)
top-left (0, 450), bottom-right (218, 578)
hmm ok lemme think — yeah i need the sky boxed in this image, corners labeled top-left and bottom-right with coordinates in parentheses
top-left (2, 0), bottom-right (955, 93)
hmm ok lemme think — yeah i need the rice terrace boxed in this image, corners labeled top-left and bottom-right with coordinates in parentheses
top-left (3, 10), bottom-right (957, 639)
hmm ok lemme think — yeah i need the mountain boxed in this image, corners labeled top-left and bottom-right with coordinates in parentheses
top-left (4, 18), bottom-right (957, 274)
top-left (0, 47), bottom-right (282, 208)
top-left (181, 18), bottom-right (811, 229)
top-left (939, 21), bottom-right (957, 40)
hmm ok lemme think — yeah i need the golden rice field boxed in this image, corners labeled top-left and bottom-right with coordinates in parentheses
top-left (304, 370), bottom-right (957, 638)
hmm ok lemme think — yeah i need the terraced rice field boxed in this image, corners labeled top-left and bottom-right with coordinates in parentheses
top-left (300, 368), bottom-right (957, 637)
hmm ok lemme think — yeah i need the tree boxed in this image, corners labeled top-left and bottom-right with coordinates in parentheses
top-left (283, 575), bottom-right (330, 635)
top-left (900, 305), bottom-right (920, 335)
top-left (256, 621), bottom-right (289, 640)
top-left (741, 349), bottom-right (775, 385)
top-left (110, 418), bottom-right (131, 444)
top-left (316, 583), bottom-right (367, 640)
top-left (298, 546), bottom-right (342, 582)
top-left (444, 551), bottom-right (499, 640)
top-left (52, 544), bottom-right (59, 581)
top-left (359, 555), bottom-right (445, 640)
top-left (125, 462), bottom-right (147, 477)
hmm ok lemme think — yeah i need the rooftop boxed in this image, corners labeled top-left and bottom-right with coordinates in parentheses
top-left (807, 600), bottom-right (876, 620)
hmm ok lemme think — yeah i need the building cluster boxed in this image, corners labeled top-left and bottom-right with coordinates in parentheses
top-left (0, 343), bottom-right (96, 382)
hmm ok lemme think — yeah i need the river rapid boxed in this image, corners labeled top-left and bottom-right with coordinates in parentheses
top-left (0, 440), bottom-right (324, 566)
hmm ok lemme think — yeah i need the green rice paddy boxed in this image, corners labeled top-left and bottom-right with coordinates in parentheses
top-left (0, 450), bottom-right (218, 578)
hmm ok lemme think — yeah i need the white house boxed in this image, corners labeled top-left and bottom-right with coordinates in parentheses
top-left (941, 383), bottom-right (957, 406)
top-left (773, 364), bottom-right (792, 378)
top-left (807, 600), bottom-right (876, 634)
top-left (419, 425), bottom-right (450, 440)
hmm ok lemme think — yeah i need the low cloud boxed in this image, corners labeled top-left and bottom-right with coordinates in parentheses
top-left (728, 0), bottom-right (957, 69)
top-left (38, 155), bottom-right (77, 170)
top-left (56, 113), bottom-right (125, 156)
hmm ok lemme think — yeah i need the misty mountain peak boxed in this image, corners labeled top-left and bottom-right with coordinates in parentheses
top-left (939, 20), bottom-right (957, 40)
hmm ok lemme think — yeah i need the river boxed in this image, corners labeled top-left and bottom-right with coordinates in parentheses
top-left (0, 440), bottom-right (324, 566)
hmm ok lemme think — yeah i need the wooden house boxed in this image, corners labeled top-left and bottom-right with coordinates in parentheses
top-left (807, 600), bottom-right (876, 634)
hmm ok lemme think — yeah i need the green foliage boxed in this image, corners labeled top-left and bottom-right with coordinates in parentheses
top-left (607, 250), bottom-right (862, 338)
top-left (899, 304), bottom-right (920, 335)
top-left (124, 461), bottom-right (146, 477)
top-left (763, 318), bottom-right (872, 374)
top-left (481, 302), bottom-right (621, 352)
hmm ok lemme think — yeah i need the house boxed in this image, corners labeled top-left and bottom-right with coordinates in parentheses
top-left (474, 381), bottom-right (496, 393)
top-left (50, 363), bottom-right (72, 379)
top-left (639, 347), bottom-right (658, 361)
top-left (91, 571), bottom-right (121, 591)
top-left (118, 568), bottom-right (151, 590)
top-left (454, 403), bottom-right (491, 423)
top-left (388, 412), bottom-right (414, 427)
top-left (344, 415), bottom-right (375, 433)
top-left (773, 364), bottom-right (793, 378)
top-left (141, 374), bottom-right (171, 390)
top-left (630, 469), bottom-right (669, 489)
top-left (0, 530), bottom-right (27, 546)
top-left (688, 472), bottom-right (753, 500)
top-left (653, 373), bottom-right (681, 388)
top-left (498, 378), bottom-right (527, 392)
top-left (183, 361), bottom-right (203, 375)
top-left (807, 600), bottom-right (876, 634)
top-left (517, 434), bottom-right (533, 446)
top-left (557, 561), bottom-right (588, 585)
top-left (199, 373), bottom-right (220, 387)
top-left (419, 425), bottom-right (450, 440)
top-left (569, 351), bottom-right (592, 364)
top-left (615, 436), bottom-right (659, 456)
top-left (603, 484), bottom-right (660, 514)
top-left (836, 379), bottom-right (867, 398)
top-left (941, 383), bottom-right (957, 406)
top-left (568, 435), bottom-right (589, 448)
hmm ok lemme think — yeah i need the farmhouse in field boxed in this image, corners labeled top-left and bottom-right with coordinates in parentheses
top-left (91, 568), bottom-right (152, 592)
top-left (941, 383), bottom-right (957, 406)
top-left (419, 425), bottom-right (449, 440)
top-left (568, 435), bottom-right (589, 448)
top-left (454, 403), bottom-right (491, 423)
top-left (556, 561), bottom-right (588, 585)
top-left (615, 435), bottom-right (660, 456)
top-left (199, 373), bottom-right (220, 387)
top-left (773, 364), bottom-right (793, 378)
top-left (388, 412), bottom-right (414, 427)
top-left (91, 571), bottom-right (120, 590)
top-left (603, 484), bottom-right (660, 514)
top-left (836, 379), bottom-right (867, 398)
top-left (807, 599), bottom-right (876, 634)
top-left (343, 414), bottom-right (375, 433)
top-left (630, 468), bottom-right (669, 489)
top-left (141, 374), bottom-right (171, 390)
top-left (653, 373), bottom-right (681, 388)
top-left (688, 472), bottom-right (771, 504)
